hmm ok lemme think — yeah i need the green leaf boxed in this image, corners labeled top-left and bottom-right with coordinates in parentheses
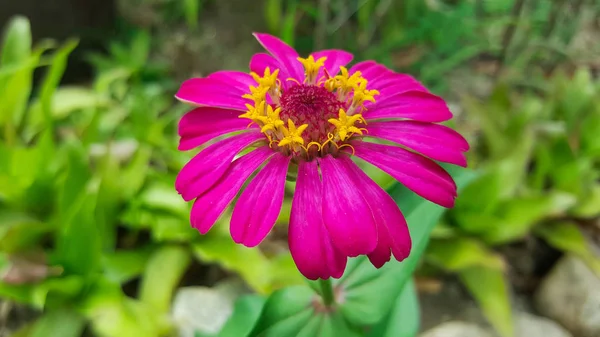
top-left (536, 221), bottom-right (600, 276)
top-left (367, 279), bottom-right (420, 337)
top-left (102, 248), bottom-right (153, 284)
top-left (249, 286), bottom-right (314, 336)
top-left (192, 234), bottom-right (302, 294)
top-left (27, 86), bottom-right (110, 132)
top-left (218, 295), bottom-right (266, 337)
top-left (0, 211), bottom-right (50, 253)
top-left (54, 194), bottom-right (102, 277)
top-left (121, 145), bottom-right (152, 199)
top-left (483, 192), bottom-right (576, 244)
top-left (264, 0), bottom-right (282, 33)
top-left (95, 153), bottom-right (122, 251)
top-left (81, 279), bottom-right (168, 337)
top-left (138, 182), bottom-right (189, 218)
top-left (569, 184), bottom-right (600, 218)
top-left (29, 308), bottom-right (85, 337)
top-left (0, 16), bottom-right (34, 138)
top-left (280, 0), bottom-right (298, 46)
top-left (317, 311), bottom-right (362, 337)
top-left (31, 275), bottom-right (85, 309)
top-left (336, 166), bottom-right (477, 325)
top-left (427, 237), bottom-right (505, 271)
top-left (0, 16), bottom-right (31, 66)
top-left (183, 0), bottom-right (200, 29)
top-left (39, 39), bottom-right (78, 131)
top-left (139, 245), bottom-right (191, 313)
top-left (459, 267), bottom-right (513, 337)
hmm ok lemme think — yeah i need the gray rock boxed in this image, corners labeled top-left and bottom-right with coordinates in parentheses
top-left (516, 312), bottom-right (572, 337)
top-left (535, 255), bottom-right (600, 337)
top-left (420, 321), bottom-right (494, 337)
top-left (171, 285), bottom-right (238, 337)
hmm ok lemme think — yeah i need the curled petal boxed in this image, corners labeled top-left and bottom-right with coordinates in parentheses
top-left (366, 121), bottom-right (469, 167)
top-left (175, 77), bottom-right (249, 111)
top-left (320, 155), bottom-right (378, 257)
top-left (339, 157), bottom-right (411, 268)
top-left (289, 160), bottom-right (347, 280)
top-left (178, 107), bottom-right (258, 151)
top-left (353, 141), bottom-right (457, 208)
top-left (230, 153), bottom-right (290, 247)
top-left (363, 90), bottom-right (453, 122)
top-left (253, 33), bottom-right (305, 82)
top-left (176, 131), bottom-right (264, 201)
top-left (191, 147), bottom-right (274, 234)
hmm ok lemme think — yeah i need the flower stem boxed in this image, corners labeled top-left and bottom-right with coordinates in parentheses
top-left (318, 278), bottom-right (335, 307)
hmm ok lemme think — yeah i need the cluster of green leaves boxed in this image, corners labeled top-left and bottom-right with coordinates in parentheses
top-left (0, 16), bottom-right (300, 337)
top-left (424, 68), bottom-right (600, 336)
top-left (263, 0), bottom-right (599, 92)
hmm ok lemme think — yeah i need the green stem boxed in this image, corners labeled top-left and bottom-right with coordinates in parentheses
top-left (318, 278), bottom-right (335, 307)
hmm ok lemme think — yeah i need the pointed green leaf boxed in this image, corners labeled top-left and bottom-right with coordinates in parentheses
top-left (427, 237), bottom-right (505, 271)
top-left (29, 308), bottom-right (85, 337)
top-left (367, 278), bottom-right (420, 337)
top-left (218, 295), bottom-right (266, 337)
top-left (536, 221), bottom-right (600, 276)
top-left (459, 267), bottom-right (513, 337)
top-left (249, 286), bottom-right (315, 336)
top-left (483, 192), bottom-right (576, 244)
top-left (139, 245), bottom-right (191, 313)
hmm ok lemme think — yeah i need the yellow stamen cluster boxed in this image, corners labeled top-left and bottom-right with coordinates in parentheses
top-left (297, 55), bottom-right (326, 84)
top-left (278, 120), bottom-right (308, 148)
top-left (239, 68), bottom-right (309, 150)
top-left (325, 66), bottom-right (380, 108)
top-left (238, 58), bottom-right (379, 157)
top-left (328, 109), bottom-right (367, 141)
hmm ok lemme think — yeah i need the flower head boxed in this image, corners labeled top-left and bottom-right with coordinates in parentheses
top-left (174, 33), bottom-right (469, 280)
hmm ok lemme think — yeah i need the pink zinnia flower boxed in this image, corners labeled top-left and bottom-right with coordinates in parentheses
top-left (175, 33), bottom-right (469, 280)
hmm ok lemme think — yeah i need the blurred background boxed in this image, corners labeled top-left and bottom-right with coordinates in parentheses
top-left (0, 0), bottom-right (599, 336)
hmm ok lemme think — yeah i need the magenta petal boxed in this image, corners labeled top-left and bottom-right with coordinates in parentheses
top-left (353, 141), bottom-right (457, 208)
top-left (366, 121), bottom-right (469, 167)
top-left (178, 107), bottom-right (257, 151)
top-left (253, 33), bottom-right (305, 82)
top-left (207, 71), bottom-right (255, 90)
top-left (250, 53), bottom-right (284, 76)
top-left (249, 52), bottom-right (293, 91)
top-left (190, 147), bottom-right (274, 234)
top-left (319, 155), bottom-right (378, 257)
top-left (350, 61), bottom-right (428, 99)
top-left (350, 60), bottom-right (379, 76)
top-left (230, 153), bottom-right (290, 247)
top-left (340, 157), bottom-right (411, 267)
top-left (175, 78), bottom-right (249, 111)
top-left (369, 74), bottom-right (428, 94)
top-left (176, 131), bottom-right (264, 201)
top-left (289, 160), bottom-right (347, 280)
top-left (363, 90), bottom-right (453, 122)
top-left (311, 49), bottom-right (353, 78)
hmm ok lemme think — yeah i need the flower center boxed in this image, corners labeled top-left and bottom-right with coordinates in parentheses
top-left (279, 85), bottom-right (344, 145)
top-left (239, 55), bottom-right (380, 160)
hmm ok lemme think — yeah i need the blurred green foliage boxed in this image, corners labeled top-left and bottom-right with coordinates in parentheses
top-left (1, 0), bottom-right (600, 336)
top-left (426, 68), bottom-right (600, 336)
